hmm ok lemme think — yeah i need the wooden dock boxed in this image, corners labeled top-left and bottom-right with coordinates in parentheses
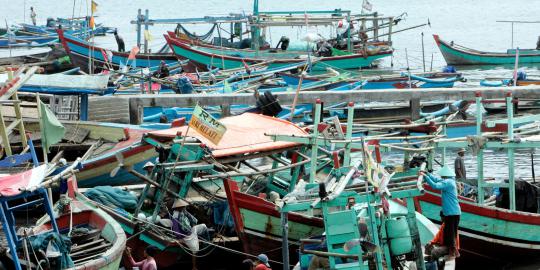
top-left (85, 85), bottom-right (540, 124)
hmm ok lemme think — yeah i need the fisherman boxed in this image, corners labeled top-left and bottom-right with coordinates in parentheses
top-left (125, 245), bottom-right (158, 270)
top-left (254, 254), bottom-right (272, 270)
top-left (346, 197), bottom-right (356, 210)
top-left (170, 199), bottom-right (209, 270)
top-left (153, 61), bottom-right (170, 78)
top-left (241, 259), bottom-right (255, 270)
top-left (420, 166), bottom-right (461, 258)
top-left (114, 29), bottom-right (126, 52)
top-left (30, 7), bottom-right (37, 26)
top-left (275, 36), bottom-right (290, 51)
top-left (537, 36), bottom-right (540, 50)
top-left (316, 39), bottom-right (333, 57)
top-left (454, 148), bottom-right (467, 184)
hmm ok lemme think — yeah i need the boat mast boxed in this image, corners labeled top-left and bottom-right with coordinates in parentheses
top-left (496, 20), bottom-right (540, 49)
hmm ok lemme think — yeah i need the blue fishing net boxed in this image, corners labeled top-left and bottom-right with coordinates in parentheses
top-left (84, 186), bottom-right (138, 211)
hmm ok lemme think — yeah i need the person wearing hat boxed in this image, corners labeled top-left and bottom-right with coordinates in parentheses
top-left (153, 61), bottom-right (170, 79)
top-left (170, 199), bottom-right (209, 270)
top-left (125, 245), bottom-right (158, 270)
top-left (454, 148), bottom-right (467, 184)
top-left (254, 254), bottom-right (271, 270)
top-left (420, 166), bottom-right (461, 258)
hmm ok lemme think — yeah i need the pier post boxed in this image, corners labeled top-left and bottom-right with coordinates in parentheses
top-left (409, 98), bottom-right (420, 120)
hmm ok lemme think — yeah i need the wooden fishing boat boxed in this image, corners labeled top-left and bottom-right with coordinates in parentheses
top-left (480, 76), bottom-right (540, 112)
top-left (0, 35), bottom-right (57, 48)
top-left (0, 159), bottom-right (126, 270)
top-left (165, 34), bottom-right (392, 71)
top-left (0, 46), bottom-right (67, 67)
top-left (81, 113), bottom-right (309, 268)
top-left (56, 29), bottom-right (185, 74)
top-left (20, 121), bottom-right (158, 188)
top-left (279, 71), bottom-right (465, 89)
top-left (433, 34), bottom-right (540, 65)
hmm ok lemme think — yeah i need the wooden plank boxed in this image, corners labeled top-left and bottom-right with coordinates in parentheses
top-left (63, 126), bottom-right (90, 144)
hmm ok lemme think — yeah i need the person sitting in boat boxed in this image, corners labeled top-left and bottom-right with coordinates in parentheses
top-left (153, 61), bottom-right (170, 79)
top-left (114, 29), bottom-right (126, 52)
top-left (316, 40), bottom-right (333, 57)
top-left (254, 254), bottom-right (272, 270)
top-left (125, 245), bottom-right (158, 270)
top-left (275, 36), bottom-right (290, 51)
top-left (170, 199), bottom-right (209, 270)
top-left (420, 166), bottom-right (461, 259)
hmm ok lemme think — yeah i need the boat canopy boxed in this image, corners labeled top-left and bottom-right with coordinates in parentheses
top-left (0, 73), bottom-right (110, 95)
top-left (148, 113), bottom-right (307, 157)
top-left (0, 165), bottom-right (47, 197)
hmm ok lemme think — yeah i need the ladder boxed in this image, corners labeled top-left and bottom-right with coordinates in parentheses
top-left (0, 67), bottom-right (38, 163)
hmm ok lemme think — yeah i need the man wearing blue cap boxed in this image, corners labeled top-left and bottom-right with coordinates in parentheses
top-left (420, 166), bottom-right (461, 258)
top-left (254, 254), bottom-right (271, 270)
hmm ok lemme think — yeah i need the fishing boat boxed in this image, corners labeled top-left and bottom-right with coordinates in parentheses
top-left (279, 71), bottom-right (465, 89)
top-left (480, 71), bottom-right (540, 112)
top-left (79, 112), bottom-right (309, 268)
top-left (0, 34), bottom-right (57, 48)
top-left (166, 34), bottom-right (392, 71)
top-left (0, 163), bottom-right (126, 270)
top-left (56, 29), bottom-right (184, 73)
top-left (407, 94), bottom-right (540, 263)
top-left (223, 101), bottom-right (457, 269)
top-left (20, 120), bottom-right (158, 188)
top-left (0, 45), bottom-right (67, 67)
top-left (433, 34), bottom-right (540, 65)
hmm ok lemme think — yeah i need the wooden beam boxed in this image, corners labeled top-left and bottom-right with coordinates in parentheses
top-left (97, 85), bottom-right (540, 124)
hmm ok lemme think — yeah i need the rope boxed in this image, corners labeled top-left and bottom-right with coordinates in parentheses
top-left (90, 200), bottom-right (292, 266)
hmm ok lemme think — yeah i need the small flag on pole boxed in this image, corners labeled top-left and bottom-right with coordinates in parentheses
top-left (144, 30), bottom-right (154, 42)
top-left (128, 46), bottom-right (140, 60)
top-left (38, 98), bottom-right (65, 154)
top-left (89, 16), bottom-right (95, 30)
top-left (91, 0), bottom-right (98, 14)
top-left (362, 0), bottom-right (373, 11)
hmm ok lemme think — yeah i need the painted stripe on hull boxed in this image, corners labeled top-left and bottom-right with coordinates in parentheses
top-left (419, 192), bottom-right (540, 246)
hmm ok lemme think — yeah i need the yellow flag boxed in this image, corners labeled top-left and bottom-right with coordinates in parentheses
top-left (91, 0), bottom-right (98, 14)
top-left (144, 30), bottom-right (153, 42)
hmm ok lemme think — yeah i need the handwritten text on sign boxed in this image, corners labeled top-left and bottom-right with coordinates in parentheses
top-left (189, 105), bottom-right (227, 144)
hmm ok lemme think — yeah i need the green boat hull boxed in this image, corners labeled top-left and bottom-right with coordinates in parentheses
top-left (166, 35), bottom-right (392, 71)
top-left (434, 34), bottom-right (540, 65)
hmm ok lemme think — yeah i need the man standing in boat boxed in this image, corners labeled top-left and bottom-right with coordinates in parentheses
top-left (114, 29), bottom-right (126, 52)
top-left (30, 7), bottom-right (37, 26)
top-left (454, 148), bottom-right (467, 184)
top-left (420, 166), bottom-right (461, 258)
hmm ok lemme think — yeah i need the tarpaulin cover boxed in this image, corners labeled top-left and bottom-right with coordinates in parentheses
top-left (149, 113), bottom-right (307, 157)
top-left (0, 165), bottom-right (47, 197)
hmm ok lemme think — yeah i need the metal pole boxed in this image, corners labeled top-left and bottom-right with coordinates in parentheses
top-left (144, 9), bottom-right (149, 54)
top-left (511, 22), bottom-right (514, 48)
top-left (421, 32), bottom-right (426, 73)
top-left (507, 92), bottom-right (516, 211)
top-left (475, 92), bottom-right (485, 203)
top-left (281, 211), bottom-right (289, 270)
top-left (136, 9), bottom-right (142, 49)
top-left (310, 100), bottom-right (322, 183)
top-left (343, 102), bottom-right (354, 166)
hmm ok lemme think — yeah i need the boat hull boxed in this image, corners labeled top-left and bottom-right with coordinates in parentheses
top-left (166, 35), bottom-right (392, 71)
top-left (434, 34), bottom-right (540, 65)
top-left (418, 187), bottom-right (540, 262)
top-left (57, 29), bottom-right (185, 73)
